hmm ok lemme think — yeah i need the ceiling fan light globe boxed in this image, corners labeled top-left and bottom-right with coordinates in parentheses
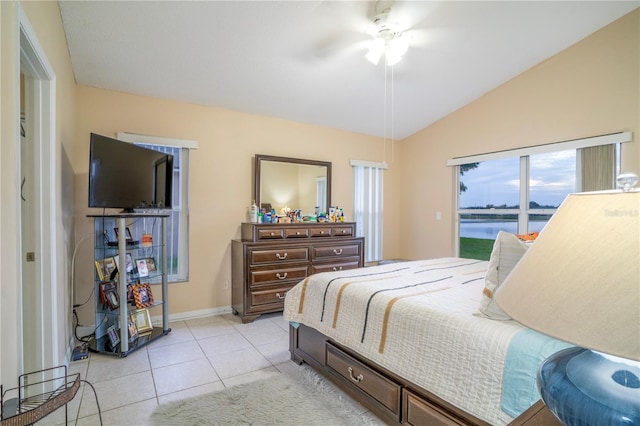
top-left (366, 50), bottom-right (383, 65)
top-left (385, 51), bottom-right (403, 66)
top-left (388, 35), bottom-right (409, 57)
top-left (365, 39), bottom-right (385, 65)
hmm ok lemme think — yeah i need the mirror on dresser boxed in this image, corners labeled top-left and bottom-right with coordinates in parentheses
top-left (254, 154), bottom-right (331, 216)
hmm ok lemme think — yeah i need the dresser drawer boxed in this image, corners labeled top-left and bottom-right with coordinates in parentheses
top-left (312, 244), bottom-right (361, 260)
top-left (250, 283), bottom-right (296, 307)
top-left (309, 227), bottom-right (332, 237)
top-left (310, 259), bottom-right (361, 274)
top-left (249, 247), bottom-right (308, 264)
top-left (403, 390), bottom-right (465, 426)
top-left (331, 226), bottom-right (353, 237)
top-left (257, 228), bottom-right (285, 240)
top-left (250, 265), bottom-right (308, 286)
top-left (326, 343), bottom-right (401, 417)
top-left (285, 227), bottom-right (310, 238)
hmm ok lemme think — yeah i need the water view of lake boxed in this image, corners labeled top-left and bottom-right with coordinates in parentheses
top-left (460, 220), bottom-right (548, 240)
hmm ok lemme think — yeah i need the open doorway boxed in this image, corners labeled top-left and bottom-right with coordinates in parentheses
top-left (19, 8), bottom-right (58, 376)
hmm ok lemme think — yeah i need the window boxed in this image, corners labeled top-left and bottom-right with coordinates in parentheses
top-left (352, 160), bottom-right (386, 262)
top-left (458, 151), bottom-right (577, 260)
top-left (449, 132), bottom-right (631, 260)
top-left (117, 133), bottom-right (197, 282)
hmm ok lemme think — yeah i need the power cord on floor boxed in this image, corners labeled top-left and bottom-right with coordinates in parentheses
top-left (77, 379), bottom-right (103, 426)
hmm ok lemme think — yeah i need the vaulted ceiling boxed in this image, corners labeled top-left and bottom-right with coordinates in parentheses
top-left (59, 1), bottom-right (639, 139)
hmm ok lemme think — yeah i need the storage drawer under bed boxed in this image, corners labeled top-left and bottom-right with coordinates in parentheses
top-left (326, 342), bottom-right (401, 420)
top-left (404, 389), bottom-right (466, 425)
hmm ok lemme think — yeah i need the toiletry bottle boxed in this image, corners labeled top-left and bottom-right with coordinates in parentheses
top-left (250, 200), bottom-right (258, 223)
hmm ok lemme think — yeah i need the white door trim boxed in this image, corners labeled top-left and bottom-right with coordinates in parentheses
top-left (19, 5), bottom-right (58, 371)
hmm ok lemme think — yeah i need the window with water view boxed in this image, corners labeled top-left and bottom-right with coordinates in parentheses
top-left (458, 150), bottom-right (577, 260)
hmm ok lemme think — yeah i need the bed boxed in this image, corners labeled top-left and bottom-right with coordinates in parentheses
top-left (283, 255), bottom-right (570, 425)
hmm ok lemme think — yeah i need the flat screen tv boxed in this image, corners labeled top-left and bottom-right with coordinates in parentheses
top-left (88, 133), bottom-right (173, 211)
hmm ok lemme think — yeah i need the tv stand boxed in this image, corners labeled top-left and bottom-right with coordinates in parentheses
top-left (87, 212), bottom-right (170, 356)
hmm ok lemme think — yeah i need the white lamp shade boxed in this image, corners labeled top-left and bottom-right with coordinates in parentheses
top-left (495, 190), bottom-right (640, 361)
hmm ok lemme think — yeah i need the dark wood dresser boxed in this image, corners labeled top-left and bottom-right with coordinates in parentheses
top-left (231, 222), bottom-right (364, 323)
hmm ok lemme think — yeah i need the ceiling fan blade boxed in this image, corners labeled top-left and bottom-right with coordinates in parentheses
top-left (296, 1), bottom-right (377, 61)
top-left (385, 0), bottom-right (438, 32)
top-left (311, 31), bottom-right (371, 60)
top-left (404, 27), bottom-right (459, 51)
top-left (309, 0), bottom-right (374, 34)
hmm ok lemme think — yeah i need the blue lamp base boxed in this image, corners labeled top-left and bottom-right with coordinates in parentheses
top-left (538, 347), bottom-right (640, 426)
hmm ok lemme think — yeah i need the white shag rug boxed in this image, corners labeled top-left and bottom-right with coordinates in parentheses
top-left (149, 364), bottom-right (384, 426)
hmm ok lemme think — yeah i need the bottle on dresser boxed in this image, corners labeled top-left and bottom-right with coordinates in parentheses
top-left (249, 200), bottom-right (258, 223)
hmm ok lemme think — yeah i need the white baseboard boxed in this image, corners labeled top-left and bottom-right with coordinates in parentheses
top-left (76, 306), bottom-right (234, 334)
top-left (151, 305), bottom-right (233, 326)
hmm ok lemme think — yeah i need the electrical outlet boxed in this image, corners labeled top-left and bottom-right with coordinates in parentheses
top-left (223, 281), bottom-right (229, 290)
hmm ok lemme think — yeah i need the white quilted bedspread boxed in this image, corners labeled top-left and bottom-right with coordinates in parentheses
top-left (284, 258), bottom-right (526, 425)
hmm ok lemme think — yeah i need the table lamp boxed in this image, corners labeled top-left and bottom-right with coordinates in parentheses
top-left (494, 177), bottom-right (639, 425)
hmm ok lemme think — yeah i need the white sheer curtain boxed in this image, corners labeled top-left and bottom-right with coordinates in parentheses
top-left (351, 160), bottom-right (386, 262)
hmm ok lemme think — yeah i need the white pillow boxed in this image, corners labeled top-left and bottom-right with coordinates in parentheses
top-left (476, 231), bottom-right (530, 320)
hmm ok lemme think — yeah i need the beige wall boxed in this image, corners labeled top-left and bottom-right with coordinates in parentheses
top-left (1, 0), bottom-right (77, 384)
top-left (398, 9), bottom-right (640, 261)
top-left (72, 87), bottom-right (402, 324)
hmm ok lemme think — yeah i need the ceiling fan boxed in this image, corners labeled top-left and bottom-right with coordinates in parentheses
top-left (308, 0), bottom-right (431, 66)
top-left (365, 1), bottom-right (411, 65)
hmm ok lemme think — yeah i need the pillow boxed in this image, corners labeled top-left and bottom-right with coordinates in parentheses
top-left (476, 231), bottom-right (530, 320)
top-left (515, 231), bottom-right (539, 242)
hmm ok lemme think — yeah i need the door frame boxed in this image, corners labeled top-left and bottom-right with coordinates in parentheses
top-left (19, 5), bottom-right (58, 372)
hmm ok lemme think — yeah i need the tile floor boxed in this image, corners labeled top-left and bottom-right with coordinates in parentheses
top-left (38, 312), bottom-right (378, 426)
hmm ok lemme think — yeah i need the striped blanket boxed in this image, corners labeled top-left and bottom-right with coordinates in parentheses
top-left (284, 258), bottom-right (529, 425)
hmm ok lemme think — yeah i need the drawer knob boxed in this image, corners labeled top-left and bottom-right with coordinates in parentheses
top-left (270, 232), bottom-right (275, 236)
top-left (276, 252), bottom-right (288, 260)
top-left (341, 230), bottom-right (346, 234)
top-left (276, 272), bottom-right (288, 280)
top-left (333, 249), bottom-right (343, 255)
top-left (333, 266), bottom-right (343, 271)
top-left (276, 292), bottom-right (286, 300)
top-left (320, 231), bottom-right (325, 234)
top-left (348, 367), bottom-right (364, 383)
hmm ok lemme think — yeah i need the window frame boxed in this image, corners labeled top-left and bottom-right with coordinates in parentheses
top-left (450, 132), bottom-right (631, 257)
top-left (117, 132), bottom-right (197, 282)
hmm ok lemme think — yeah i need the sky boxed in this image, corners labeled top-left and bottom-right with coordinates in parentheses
top-left (459, 150), bottom-right (576, 209)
